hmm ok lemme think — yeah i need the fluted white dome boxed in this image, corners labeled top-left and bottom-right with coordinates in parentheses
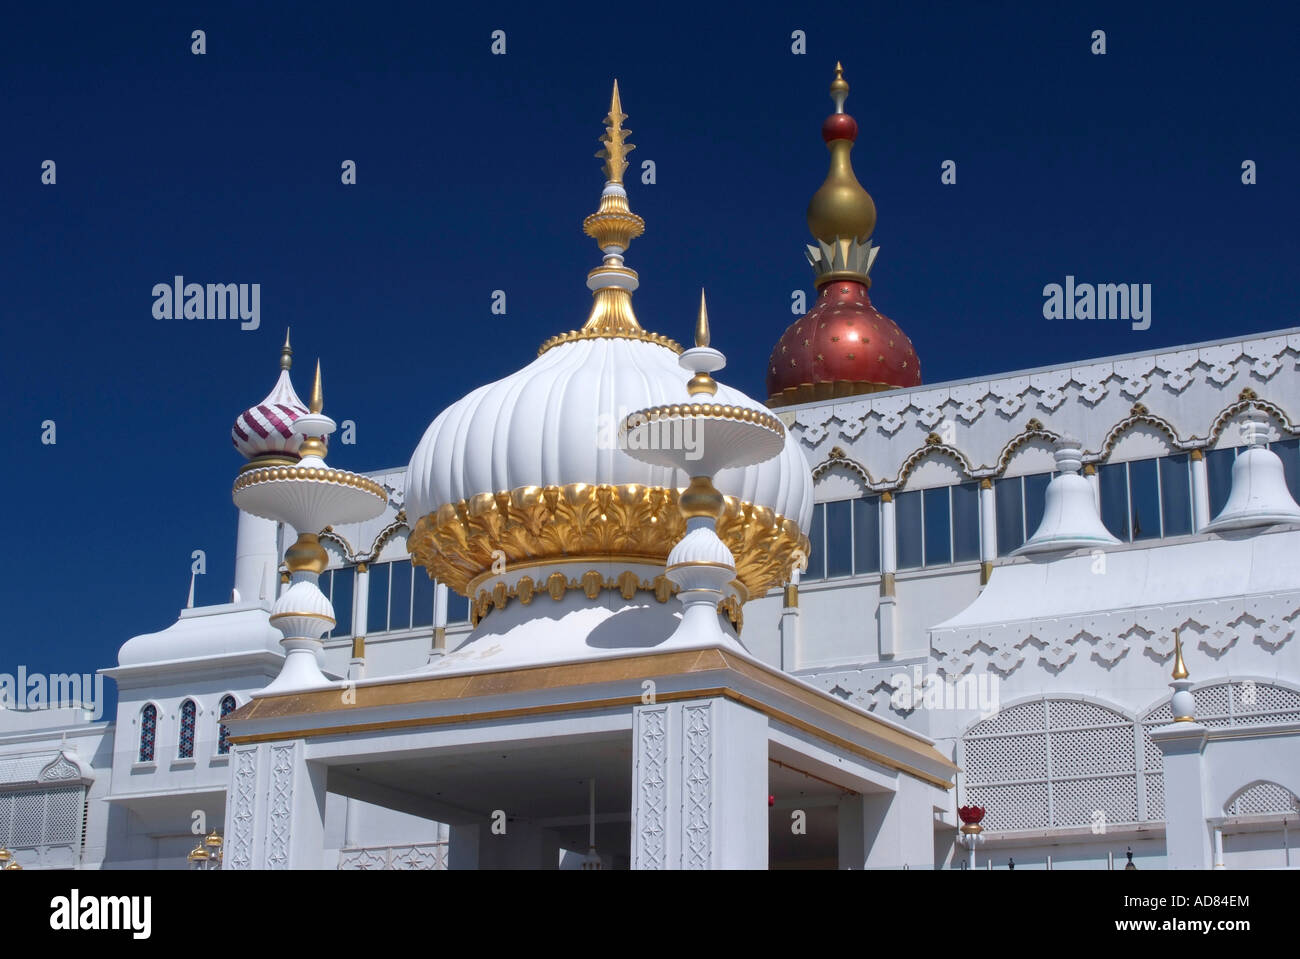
top-left (405, 336), bottom-right (813, 533)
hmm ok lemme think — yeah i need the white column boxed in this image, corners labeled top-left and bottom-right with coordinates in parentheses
top-left (779, 570), bottom-right (801, 671)
top-left (978, 479), bottom-right (996, 585)
top-left (878, 493), bottom-right (900, 658)
top-left (224, 740), bottom-right (327, 869)
top-left (1148, 722), bottom-right (1212, 869)
top-left (631, 697), bottom-right (768, 869)
top-left (233, 509), bottom-right (278, 604)
top-left (351, 563), bottom-right (370, 639)
top-left (1190, 449), bottom-right (1211, 530)
top-left (838, 773), bottom-right (936, 869)
top-left (1213, 825), bottom-right (1226, 868)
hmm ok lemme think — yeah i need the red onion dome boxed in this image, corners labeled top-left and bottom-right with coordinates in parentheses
top-left (767, 281), bottom-right (920, 406)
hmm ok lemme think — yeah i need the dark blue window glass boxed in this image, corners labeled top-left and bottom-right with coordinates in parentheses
top-left (952, 481), bottom-right (981, 562)
top-left (923, 488), bottom-right (951, 566)
top-left (329, 568), bottom-right (353, 639)
top-left (1159, 454), bottom-right (1193, 537)
top-left (825, 500), bottom-right (852, 578)
top-left (367, 562), bottom-right (390, 633)
top-left (1206, 447), bottom-right (1236, 519)
top-left (1099, 462), bottom-right (1130, 541)
top-left (895, 491), bottom-right (923, 570)
top-left (1272, 438), bottom-right (1300, 503)
top-left (1023, 473), bottom-right (1052, 540)
top-left (853, 496), bottom-right (880, 574)
top-left (412, 566), bottom-right (434, 628)
top-left (389, 561), bottom-right (412, 631)
top-left (1129, 458), bottom-right (1160, 540)
top-left (804, 503), bottom-right (825, 580)
top-left (447, 589), bottom-right (470, 624)
top-left (994, 477), bottom-right (1024, 556)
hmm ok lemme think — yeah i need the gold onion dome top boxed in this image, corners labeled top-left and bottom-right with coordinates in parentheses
top-left (539, 81), bottom-right (679, 356)
top-left (806, 62), bottom-right (877, 246)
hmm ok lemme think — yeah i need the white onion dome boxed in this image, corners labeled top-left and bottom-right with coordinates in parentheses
top-left (405, 84), bottom-right (813, 615)
top-left (232, 330), bottom-right (308, 468)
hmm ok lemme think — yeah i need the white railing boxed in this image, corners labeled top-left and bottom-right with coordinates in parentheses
top-left (338, 841), bottom-right (448, 870)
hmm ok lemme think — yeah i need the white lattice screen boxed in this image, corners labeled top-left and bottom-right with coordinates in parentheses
top-left (964, 684), bottom-right (1300, 832)
top-left (1226, 782), bottom-right (1300, 816)
top-left (0, 787), bottom-right (86, 851)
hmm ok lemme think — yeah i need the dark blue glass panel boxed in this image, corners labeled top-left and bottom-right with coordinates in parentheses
top-left (994, 477), bottom-right (1024, 556)
top-left (1023, 473), bottom-right (1052, 540)
top-left (923, 488), bottom-right (951, 566)
top-left (825, 500), bottom-right (852, 577)
top-left (952, 481), bottom-right (981, 562)
top-left (330, 568), bottom-right (353, 639)
top-left (895, 490), bottom-right (923, 570)
top-left (1272, 438), bottom-right (1300, 503)
top-left (412, 566), bottom-right (434, 628)
top-left (1129, 458), bottom-right (1160, 540)
top-left (447, 590), bottom-right (470, 624)
top-left (853, 496), bottom-right (881, 574)
top-left (805, 503), bottom-right (825, 580)
top-left (1098, 463), bottom-right (1130, 541)
top-left (1159, 454), bottom-right (1193, 537)
top-left (389, 561), bottom-right (412, 631)
top-left (1206, 447), bottom-right (1236, 519)
top-left (367, 562), bottom-right (390, 633)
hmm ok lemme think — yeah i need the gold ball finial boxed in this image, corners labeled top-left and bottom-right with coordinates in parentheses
top-left (309, 360), bottom-right (324, 415)
top-left (280, 328), bottom-right (292, 371)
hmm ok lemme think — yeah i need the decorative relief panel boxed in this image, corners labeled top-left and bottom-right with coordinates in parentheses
top-left (632, 705), bottom-right (668, 870)
top-left (933, 593), bottom-right (1300, 679)
top-left (681, 703), bottom-right (713, 870)
top-left (227, 746), bottom-right (257, 870)
top-left (265, 742), bottom-right (295, 870)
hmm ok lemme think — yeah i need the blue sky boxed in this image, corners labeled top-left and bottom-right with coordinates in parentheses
top-left (2, 1), bottom-right (1296, 713)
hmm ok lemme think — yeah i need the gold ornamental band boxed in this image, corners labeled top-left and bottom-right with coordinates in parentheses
top-left (624, 402), bottom-right (785, 440)
top-left (407, 482), bottom-right (809, 601)
top-left (232, 465), bottom-right (387, 501)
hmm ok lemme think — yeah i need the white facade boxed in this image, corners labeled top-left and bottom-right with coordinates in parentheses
top-left (3, 326), bottom-right (1297, 869)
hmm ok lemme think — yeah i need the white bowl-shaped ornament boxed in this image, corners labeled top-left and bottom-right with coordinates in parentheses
top-left (621, 402), bottom-right (785, 476)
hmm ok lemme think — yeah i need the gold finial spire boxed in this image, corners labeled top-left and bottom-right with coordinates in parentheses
top-left (309, 360), bottom-right (324, 414)
top-left (280, 328), bottom-right (293, 371)
top-left (695, 288), bottom-right (710, 348)
top-left (595, 79), bottom-right (635, 184)
top-left (830, 62), bottom-right (849, 113)
top-left (806, 63), bottom-right (876, 247)
top-left (1171, 628), bottom-right (1189, 680)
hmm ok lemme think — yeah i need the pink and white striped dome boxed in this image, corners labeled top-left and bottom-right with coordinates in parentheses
top-left (232, 336), bottom-right (309, 466)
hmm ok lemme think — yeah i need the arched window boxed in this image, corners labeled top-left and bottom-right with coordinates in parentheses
top-left (178, 699), bottom-right (197, 759)
top-left (138, 704), bottom-right (157, 763)
top-left (217, 695), bottom-right (237, 755)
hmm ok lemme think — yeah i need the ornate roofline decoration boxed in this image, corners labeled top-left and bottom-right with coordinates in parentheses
top-left (1095, 404), bottom-right (1187, 462)
top-left (992, 424), bottom-right (1061, 475)
top-left (367, 515), bottom-right (410, 562)
top-left (1206, 392), bottom-right (1298, 448)
top-left (894, 441), bottom-right (976, 490)
top-left (811, 446), bottom-right (875, 486)
top-left (318, 527), bottom-right (356, 562)
top-left (407, 482), bottom-right (808, 601)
